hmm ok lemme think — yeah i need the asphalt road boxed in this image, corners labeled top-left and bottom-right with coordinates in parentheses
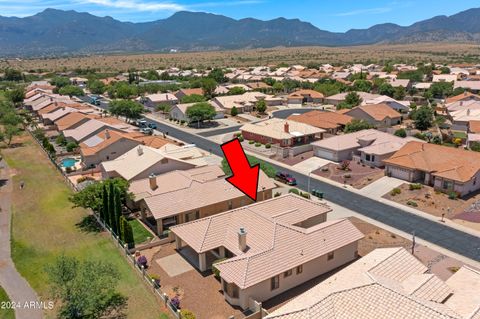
top-left (145, 116), bottom-right (480, 262)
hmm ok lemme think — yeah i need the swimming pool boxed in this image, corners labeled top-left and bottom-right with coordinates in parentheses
top-left (61, 158), bottom-right (77, 168)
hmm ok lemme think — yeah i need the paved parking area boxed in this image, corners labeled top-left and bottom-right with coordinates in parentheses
top-left (156, 253), bottom-right (194, 277)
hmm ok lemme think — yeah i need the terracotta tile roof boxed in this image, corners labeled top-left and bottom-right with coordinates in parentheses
top-left (266, 247), bottom-right (477, 319)
top-left (470, 120), bottom-right (480, 133)
top-left (288, 89), bottom-right (324, 99)
top-left (143, 170), bottom-right (276, 220)
top-left (178, 88), bottom-right (204, 96)
top-left (55, 112), bottom-right (89, 131)
top-left (171, 194), bottom-right (361, 289)
top-left (79, 129), bottom-right (140, 156)
top-left (349, 104), bottom-right (402, 121)
top-left (241, 118), bottom-right (325, 140)
top-left (287, 110), bottom-right (352, 130)
top-left (384, 141), bottom-right (480, 183)
top-left (128, 134), bottom-right (171, 149)
top-left (446, 92), bottom-right (480, 104)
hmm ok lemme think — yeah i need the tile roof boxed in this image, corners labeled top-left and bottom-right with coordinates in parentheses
top-left (312, 129), bottom-right (421, 155)
top-left (383, 141), bottom-right (480, 183)
top-left (212, 92), bottom-right (269, 110)
top-left (171, 194), bottom-right (360, 289)
top-left (143, 169), bottom-right (276, 220)
top-left (445, 92), bottom-right (480, 105)
top-left (241, 118), bottom-right (325, 140)
top-left (54, 112), bottom-right (89, 131)
top-left (348, 104), bottom-right (402, 121)
top-left (287, 110), bottom-right (352, 130)
top-left (266, 247), bottom-right (479, 319)
top-left (288, 89), bottom-right (324, 99)
top-left (129, 165), bottom-right (225, 201)
top-left (80, 129), bottom-right (140, 156)
top-left (469, 120), bottom-right (480, 133)
top-left (41, 107), bottom-right (79, 122)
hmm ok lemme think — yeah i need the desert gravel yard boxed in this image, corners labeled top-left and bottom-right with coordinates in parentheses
top-left (313, 161), bottom-right (384, 189)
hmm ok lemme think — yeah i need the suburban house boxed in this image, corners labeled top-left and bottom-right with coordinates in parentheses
top-left (138, 169), bottom-right (276, 237)
top-left (79, 129), bottom-right (143, 168)
top-left (453, 81), bottom-right (480, 93)
top-left (128, 165), bottom-right (225, 209)
top-left (241, 118), bottom-right (325, 147)
top-left (54, 112), bottom-right (90, 132)
top-left (211, 92), bottom-right (280, 114)
top-left (324, 92), bottom-right (380, 106)
top-left (171, 194), bottom-right (363, 310)
top-left (100, 144), bottom-right (208, 181)
top-left (174, 88), bottom-right (204, 101)
top-left (169, 101), bottom-right (224, 123)
top-left (287, 110), bottom-right (353, 134)
top-left (362, 95), bottom-right (410, 113)
top-left (266, 247), bottom-right (480, 319)
top-left (384, 141), bottom-right (480, 197)
top-left (445, 92), bottom-right (480, 105)
top-left (143, 93), bottom-right (179, 108)
top-left (387, 78), bottom-right (411, 89)
top-left (312, 129), bottom-right (421, 167)
top-left (343, 104), bottom-right (402, 127)
top-left (63, 119), bottom-right (125, 143)
top-left (287, 89), bottom-right (324, 105)
top-left (433, 74), bottom-right (457, 82)
top-left (449, 108), bottom-right (480, 131)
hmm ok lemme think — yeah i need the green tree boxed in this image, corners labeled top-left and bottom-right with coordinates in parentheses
top-left (255, 99), bottom-right (267, 114)
top-left (4, 68), bottom-right (23, 81)
top-left (4, 125), bottom-right (20, 146)
top-left (394, 128), bottom-right (407, 138)
top-left (452, 87), bottom-right (465, 96)
top-left (378, 83), bottom-right (395, 97)
top-left (123, 219), bottom-right (134, 248)
top-left (46, 254), bottom-right (127, 319)
top-left (397, 70), bottom-right (424, 82)
top-left (382, 63), bottom-right (394, 73)
top-left (186, 102), bottom-right (216, 127)
top-left (272, 81), bottom-right (285, 93)
top-left (155, 103), bottom-right (172, 114)
top-left (427, 82), bottom-right (453, 99)
top-left (345, 92), bottom-right (362, 107)
top-left (59, 85), bottom-right (84, 97)
top-left (344, 119), bottom-right (373, 133)
top-left (201, 78), bottom-right (217, 98)
top-left (113, 186), bottom-right (122, 237)
top-left (208, 68), bottom-right (227, 83)
top-left (352, 79), bottom-right (372, 92)
top-left (230, 106), bottom-right (239, 116)
top-left (108, 99), bottom-right (144, 123)
top-left (5, 87), bottom-right (25, 105)
top-left (440, 66), bottom-right (451, 74)
top-left (412, 106), bottom-right (433, 131)
top-left (87, 79), bottom-right (106, 95)
top-left (144, 70), bottom-right (160, 80)
top-left (181, 94), bottom-right (206, 103)
top-left (228, 87), bottom-right (246, 95)
top-left (50, 76), bottom-right (70, 88)
top-left (393, 86), bottom-right (406, 100)
top-left (69, 179), bottom-right (131, 213)
top-left (108, 182), bottom-right (116, 234)
top-left (101, 183), bottom-right (108, 224)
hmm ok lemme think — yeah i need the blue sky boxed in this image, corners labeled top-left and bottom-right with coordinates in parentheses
top-left (1, 0), bottom-right (480, 32)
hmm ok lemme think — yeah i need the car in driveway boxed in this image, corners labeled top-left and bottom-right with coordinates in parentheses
top-left (275, 172), bottom-right (297, 185)
top-left (135, 119), bottom-right (157, 130)
top-left (140, 127), bottom-right (153, 135)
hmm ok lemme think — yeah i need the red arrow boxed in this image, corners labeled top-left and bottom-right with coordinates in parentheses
top-left (221, 138), bottom-right (260, 201)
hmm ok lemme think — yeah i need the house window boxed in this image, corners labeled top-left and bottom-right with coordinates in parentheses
top-left (284, 269), bottom-right (292, 278)
top-left (443, 180), bottom-right (453, 190)
top-left (270, 275), bottom-right (280, 290)
top-left (327, 251), bottom-right (335, 261)
top-left (365, 154), bottom-right (371, 161)
top-left (185, 210), bottom-right (199, 222)
top-left (162, 216), bottom-right (177, 230)
top-left (296, 265), bottom-right (303, 274)
top-left (371, 155), bottom-right (375, 162)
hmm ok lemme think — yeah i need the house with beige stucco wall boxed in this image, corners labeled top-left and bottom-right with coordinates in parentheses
top-left (171, 194), bottom-right (363, 310)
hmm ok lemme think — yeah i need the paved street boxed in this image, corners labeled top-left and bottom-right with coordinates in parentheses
top-left (0, 161), bottom-right (43, 319)
top-left (144, 115), bottom-right (480, 262)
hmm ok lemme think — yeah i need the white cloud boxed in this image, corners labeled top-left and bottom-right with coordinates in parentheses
top-left (334, 7), bottom-right (392, 17)
top-left (82, 0), bottom-right (185, 11)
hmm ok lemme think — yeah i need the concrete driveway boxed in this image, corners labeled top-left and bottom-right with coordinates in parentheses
top-left (292, 157), bottom-right (333, 174)
top-left (359, 176), bottom-right (405, 198)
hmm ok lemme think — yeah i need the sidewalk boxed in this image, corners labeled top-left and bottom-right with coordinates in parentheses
top-left (0, 161), bottom-right (43, 319)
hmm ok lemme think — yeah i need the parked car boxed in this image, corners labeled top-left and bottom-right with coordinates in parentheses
top-left (275, 172), bottom-right (297, 185)
top-left (89, 95), bottom-right (101, 106)
top-left (140, 127), bottom-right (153, 135)
top-left (147, 122), bottom-right (157, 129)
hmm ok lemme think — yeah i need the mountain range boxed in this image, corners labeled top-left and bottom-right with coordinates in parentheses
top-left (2, 8), bottom-right (480, 57)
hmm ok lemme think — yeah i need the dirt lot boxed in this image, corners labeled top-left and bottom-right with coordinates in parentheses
top-left (382, 183), bottom-right (480, 231)
top-left (5, 43), bottom-right (480, 72)
top-left (313, 161), bottom-right (384, 189)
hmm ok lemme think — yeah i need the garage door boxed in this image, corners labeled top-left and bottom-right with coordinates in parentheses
top-left (315, 148), bottom-right (336, 161)
top-left (388, 166), bottom-right (410, 180)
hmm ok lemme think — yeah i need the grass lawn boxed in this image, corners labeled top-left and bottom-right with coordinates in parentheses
top-left (452, 131), bottom-right (467, 139)
top-left (3, 134), bottom-right (168, 319)
top-left (0, 286), bottom-right (15, 319)
top-left (129, 219), bottom-right (153, 245)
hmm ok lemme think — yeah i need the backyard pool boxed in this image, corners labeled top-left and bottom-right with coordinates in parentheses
top-left (61, 158), bottom-right (77, 168)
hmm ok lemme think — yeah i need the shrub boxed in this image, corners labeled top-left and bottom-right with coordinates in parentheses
top-left (390, 188), bottom-right (401, 196)
top-left (235, 133), bottom-right (242, 137)
top-left (180, 310), bottom-right (196, 319)
top-left (137, 255), bottom-right (148, 268)
top-left (288, 188), bottom-right (300, 195)
top-left (274, 191), bottom-right (282, 197)
top-left (340, 160), bottom-right (350, 171)
top-left (394, 128), bottom-right (407, 138)
top-left (300, 192), bottom-right (311, 199)
top-left (66, 141), bottom-right (78, 152)
top-left (265, 143), bottom-right (271, 149)
top-left (33, 128), bottom-right (46, 140)
top-left (230, 106), bottom-right (239, 116)
top-left (409, 183), bottom-right (422, 190)
top-left (406, 200), bottom-right (418, 207)
top-left (255, 142), bottom-right (261, 147)
top-left (448, 191), bottom-right (458, 200)
top-left (248, 140), bottom-right (255, 144)
top-left (170, 296), bottom-right (180, 310)
top-left (76, 176), bottom-right (95, 183)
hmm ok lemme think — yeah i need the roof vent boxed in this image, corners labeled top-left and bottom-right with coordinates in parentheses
top-left (238, 227), bottom-right (247, 252)
top-left (137, 146), bottom-right (144, 156)
top-left (149, 173), bottom-right (157, 190)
